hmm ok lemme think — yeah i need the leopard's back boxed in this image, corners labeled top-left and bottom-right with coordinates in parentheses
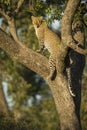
top-left (44, 26), bottom-right (61, 54)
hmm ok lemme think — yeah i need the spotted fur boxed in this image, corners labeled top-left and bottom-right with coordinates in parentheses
top-left (31, 16), bottom-right (61, 80)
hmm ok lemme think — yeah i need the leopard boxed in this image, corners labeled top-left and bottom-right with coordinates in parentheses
top-left (31, 16), bottom-right (75, 97)
top-left (31, 16), bottom-right (61, 80)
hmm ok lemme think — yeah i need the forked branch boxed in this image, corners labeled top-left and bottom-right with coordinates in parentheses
top-left (61, 0), bottom-right (87, 55)
top-left (0, 0), bottom-right (25, 45)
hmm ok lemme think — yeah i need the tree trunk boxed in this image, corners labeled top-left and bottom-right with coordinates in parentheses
top-left (47, 74), bottom-right (81, 130)
top-left (46, 20), bottom-right (85, 130)
top-left (0, 80), bottom-right (10, 115)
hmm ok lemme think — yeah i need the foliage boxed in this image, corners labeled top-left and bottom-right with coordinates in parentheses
top-left (0, 0), bottom-right (10, 5)
top-left (0, 112), bottom-right (41, 130)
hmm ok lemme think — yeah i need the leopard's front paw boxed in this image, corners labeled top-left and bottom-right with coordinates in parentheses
top-left (36, 50), bottom-right (44, 55)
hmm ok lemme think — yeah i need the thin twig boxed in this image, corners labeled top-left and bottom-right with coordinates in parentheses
top-left (0, 8), bottom-right (10, 20)
top-left (14, 0), bottom-right (25, 14)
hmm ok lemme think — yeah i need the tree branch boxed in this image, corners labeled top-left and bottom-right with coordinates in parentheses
top-left (14, 0), bottom-right (25, 14)
top-left (8, 18), bottom-right (21, 44)
top-left (0, 8), bottom-right (10, 20)
top-left (67, 39), bottom-right (87, 55)
top-left (61, 0), bottom-right (87, 55)
top-left (62, 0), bottom-right (81, 39)
top-left (0, 1), bottom-right (24, 45)
top-left (0, 9), bottom-right (22, 46)
top-left (0, 28), bottom-right (49, 80)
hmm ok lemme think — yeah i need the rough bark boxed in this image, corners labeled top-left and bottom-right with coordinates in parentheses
top-left (47, 75), bottom-right (81, 130)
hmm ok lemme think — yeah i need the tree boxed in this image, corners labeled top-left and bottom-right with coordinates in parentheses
top-left (0, 0), bottom-right (87, 130)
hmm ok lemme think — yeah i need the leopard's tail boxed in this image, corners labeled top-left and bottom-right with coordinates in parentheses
top-left (49, 56), bottom-right (57, 80)
top-left (66, 68), bottom-right (75, 97)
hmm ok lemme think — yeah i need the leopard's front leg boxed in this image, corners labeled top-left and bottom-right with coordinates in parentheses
top-left (37, 39), bottom-right (46, 54)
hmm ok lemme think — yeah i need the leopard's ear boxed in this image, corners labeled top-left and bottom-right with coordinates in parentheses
top-left (31, 16), bottom-right (35, 20)
top-left (39, 16), bottom-right (44, 21)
